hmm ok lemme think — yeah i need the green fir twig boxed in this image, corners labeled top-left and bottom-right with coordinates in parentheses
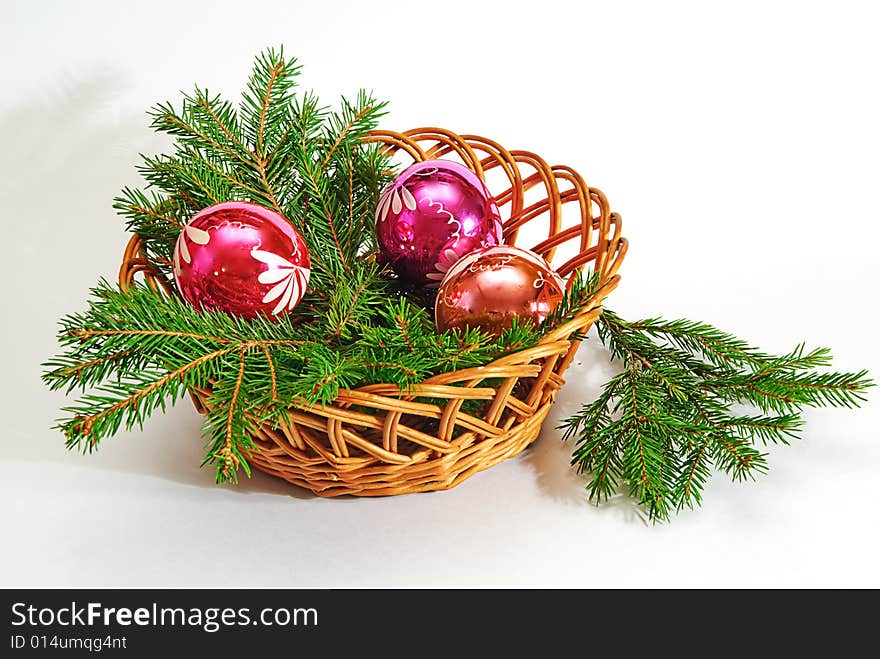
top-left (560, 310), bottom-right (873, 521)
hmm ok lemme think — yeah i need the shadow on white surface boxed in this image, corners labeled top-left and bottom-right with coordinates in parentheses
top-left (230, 466), bottom-right (318, 499)
top-left (521, 335), bottom-right (649, 524)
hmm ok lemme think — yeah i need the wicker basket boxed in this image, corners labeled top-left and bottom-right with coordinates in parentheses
top-left (119, 127), bottom-right (627, 496)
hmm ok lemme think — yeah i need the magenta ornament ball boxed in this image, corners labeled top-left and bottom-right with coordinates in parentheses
top-left (173, 201), bottom-right (311, 319)
top-left (375, 159), bottom-right (503, 287)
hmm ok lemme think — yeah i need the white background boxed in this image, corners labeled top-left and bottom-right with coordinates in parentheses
top-left (2, 0), bottom-right (878, 587)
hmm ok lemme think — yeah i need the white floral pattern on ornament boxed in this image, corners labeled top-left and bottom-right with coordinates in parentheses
top-left (425, 248), bottom-right (461, 288)
top-left (375, 184), bottom-right (417, 224)
top-left (173, 224), bottom-right (211, 276)
top-left (251, 247), bottom-right (311, 316)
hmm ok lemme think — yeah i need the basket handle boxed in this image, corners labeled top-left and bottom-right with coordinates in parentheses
top-left (118, 233), bottom-right (175, 297)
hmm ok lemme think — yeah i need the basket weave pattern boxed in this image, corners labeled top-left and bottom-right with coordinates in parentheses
top-left (119, 128), bottom-right (627, 496)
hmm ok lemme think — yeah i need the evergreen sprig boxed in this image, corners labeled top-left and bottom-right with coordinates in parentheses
top-left (560, 310), bottom-right (874, 521)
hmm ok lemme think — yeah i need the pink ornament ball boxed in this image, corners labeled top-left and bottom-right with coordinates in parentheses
top-left (375, 159), bottom-right (503, 287)
top-left (173, 201), bottom-right (310, 319)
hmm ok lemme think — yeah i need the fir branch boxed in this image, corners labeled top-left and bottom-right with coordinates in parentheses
top-left (561, 309), bottom-right (874, 522)
top-left (324, 261), bottom-right (384, 340)
top-left (319, 97), bottom-right (375, 171)
top-left (220, 348), bottom-right (248, 479)
top-left (240, 47), bottom-right (300, 160)
top-left (62, 344), bottom-right (238, 449)
top-left (395, 310), bottom-right (416, 352)
top-left (675, 442), bottom-right (711, 509)
top-left (625, 316), bottom-right (772, 367)
top-left (260, 344), bottom-right (279, 402)
top-left (65, 328), bottom-right (234, 344)
top-left (363, 362), bottom-right (421, 379)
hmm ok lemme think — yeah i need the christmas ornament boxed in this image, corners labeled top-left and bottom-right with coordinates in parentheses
top-left (375, 159), bottom-right (503, 286)
top-left (173, 201), bottom-right (310, 319)
top-left (435, 245), bottom-right (566, 335)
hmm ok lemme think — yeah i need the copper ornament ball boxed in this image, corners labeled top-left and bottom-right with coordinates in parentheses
top-left (434, 245), bottom-right (566, 335)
